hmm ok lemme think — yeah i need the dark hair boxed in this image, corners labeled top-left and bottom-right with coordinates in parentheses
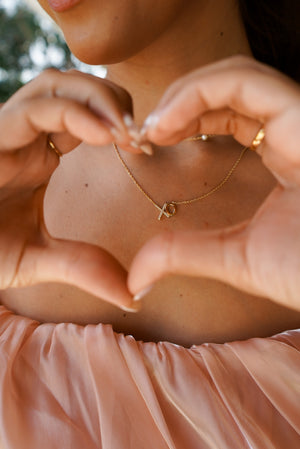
top-left (238, 0), bottom-right (300, 82)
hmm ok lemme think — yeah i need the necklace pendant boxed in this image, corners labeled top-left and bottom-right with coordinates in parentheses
top-left (158, 202), bottom-right (177, 220)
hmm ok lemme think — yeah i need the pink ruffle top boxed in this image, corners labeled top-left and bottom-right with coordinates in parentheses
top-left (0, 305), bottom-right (299, 448)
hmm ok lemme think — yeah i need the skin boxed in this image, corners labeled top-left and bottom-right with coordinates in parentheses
top-left (37, 0), bottom-right (251, 120)
top-left (0, 0), bottom-right (300, 346)
top-left (130, 57), bottom-right (300, 311)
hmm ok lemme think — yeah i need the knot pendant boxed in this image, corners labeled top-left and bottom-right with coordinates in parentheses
top-left (158, 202), bottom-right (177, 220)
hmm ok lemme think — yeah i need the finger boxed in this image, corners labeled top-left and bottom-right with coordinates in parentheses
top-left (149, 55), bottom-right (280, 114)
top-left (0, 96), bottom-right (144, 156)
top-left (47, 131), bottom-right (81, 153)
top-left (13, 236), bottom-right (135, 311)
top-left (128, 222), bottom-right (247, 295)
top-left (4, 69), bottom-right (142, 154)
top-left (149, 108), bottom-right (261, 147)
top-left (8, 69), bottom-right (132, 133)
top-left (128, 222), bottom-right (269, 302)
top-left (64, 69), bottom-right (134, 117)
top-left (0, 97), bottom-right (116, 152)
top-left (144, 56), bottom-right (300, 149)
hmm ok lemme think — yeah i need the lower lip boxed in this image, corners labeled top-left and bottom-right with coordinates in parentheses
top-left (47, 0), bottom-right (82, 12)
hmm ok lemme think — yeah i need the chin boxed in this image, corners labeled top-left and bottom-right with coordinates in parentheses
top-left (70, 47), bottom-right (130, 66)
top-left (65, 36), bottom-right (146, 66)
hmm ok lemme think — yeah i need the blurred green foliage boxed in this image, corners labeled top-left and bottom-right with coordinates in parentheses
top-left (0, 3), bottom-right (73, 102)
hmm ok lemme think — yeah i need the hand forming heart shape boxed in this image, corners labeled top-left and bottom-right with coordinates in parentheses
top-left (1, 56), bottom-right (300, 312)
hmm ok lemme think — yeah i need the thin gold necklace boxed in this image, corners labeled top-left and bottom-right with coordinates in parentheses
top-left (113, 138), bottom-right (248, 220)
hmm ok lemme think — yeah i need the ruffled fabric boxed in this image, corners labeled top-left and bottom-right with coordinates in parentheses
top-left (0, 305), bottom-right (299, 449)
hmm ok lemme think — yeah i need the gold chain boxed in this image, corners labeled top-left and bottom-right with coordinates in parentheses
top-left (113, 141), bottom-right (248, 220)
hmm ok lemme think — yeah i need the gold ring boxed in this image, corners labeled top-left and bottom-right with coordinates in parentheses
top-left (47, 136), bottom-right (63, 157)
top-left (250, 128), bottom-right (265, 151)
top-left (185, 134), bottom-right (215, 142)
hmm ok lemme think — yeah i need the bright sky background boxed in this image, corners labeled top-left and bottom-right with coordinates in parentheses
top-left (0, 0), bottom-right (18, 13)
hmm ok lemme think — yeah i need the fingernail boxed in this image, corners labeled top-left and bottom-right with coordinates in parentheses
top-left (123, 114), bottom-right (140, 135)
top-left (141, 114), bottom-right (160, 134)
top-left (130, 140), bottom-right (153, 156)
top-left (120, 303), bottom-right (141, 313)
top-left (110, 126), bottom-right (124, 141)
top-left (140, 143), bottom-right (153, 156)
top-left (123, 113), bottom-right (145, 143)
top-left (133, 284), bottom-right (153, 302)
top-left (128, 128), bottom-right (141, 141)
top-left (123, 113), bottom-right (134, 128)
top-left (130, 140), bottom-right (140, 149)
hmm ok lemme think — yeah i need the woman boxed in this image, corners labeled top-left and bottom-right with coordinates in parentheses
top-left (0, 0), bottom-right (299, 447)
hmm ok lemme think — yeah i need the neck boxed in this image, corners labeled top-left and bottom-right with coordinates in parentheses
top-left (106, 0), bottom-right (252, 125)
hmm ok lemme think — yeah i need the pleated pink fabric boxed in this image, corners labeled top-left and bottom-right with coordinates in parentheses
top-left (0, 304), bottom-right (300, 449)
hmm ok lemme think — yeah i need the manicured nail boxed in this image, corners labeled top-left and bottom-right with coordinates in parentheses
top-left (130, 140), bottom-right (140, 149)
top-left (141, 114), bottom-right (160, 134)
top-left (128, 128), bottom-right (142, 142)
top-left (120, 303), bottom-right (141, 313)
top-left (130, 140), bottom-right (153, 156)
top-left (123, 114), bottom-right (139, 133)
top-left (133, 284), bottom-right (153, 302)
top-left (140, 143), bottom-right (153, 156)
top-left (110, 126), bottom-right (124, 141)
top-left (123, 113), bottom-right (144, 142)
top-left (123, 113), bottom-right (134, 128)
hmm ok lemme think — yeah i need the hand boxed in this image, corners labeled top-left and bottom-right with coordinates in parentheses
top-left (128, 56), bottom-right (300, 311)
top-left (0, 69), bottom-right (141, 311)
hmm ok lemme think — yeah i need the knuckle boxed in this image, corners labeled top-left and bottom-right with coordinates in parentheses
top-left (228, 55), bottom-right (266, 78)
top-left (228, 54), bottom-right (255, 66)
top-left (66, 68), bottom-right (81, 76)
top-left (225, 110), bottom-right (239, 135)
top-left (39, 67), bottom-right (61, 81)
top-left (229, 55), bottom-right (271, 78)
top-left (36, 68), bottom-right (62, 96)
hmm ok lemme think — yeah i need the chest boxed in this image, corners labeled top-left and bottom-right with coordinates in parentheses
top-left (3, 144), bottom-right (300, 346)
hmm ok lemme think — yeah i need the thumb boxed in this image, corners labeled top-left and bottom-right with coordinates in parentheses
top-left (18, 237), bottom-right (134, 310)
top-left (128, 220), bottom-right (261, 299)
